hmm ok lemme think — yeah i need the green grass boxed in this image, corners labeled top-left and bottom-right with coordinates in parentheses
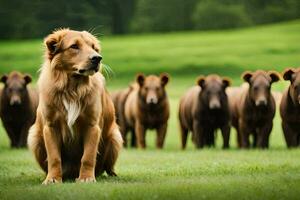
top-left (1, 20), bottom-right (300, 199)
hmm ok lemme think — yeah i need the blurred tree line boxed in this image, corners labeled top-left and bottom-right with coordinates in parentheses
top-left (0, 0), bottom-right (299, 39)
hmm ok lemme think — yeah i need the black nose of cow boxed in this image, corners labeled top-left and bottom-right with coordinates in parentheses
top-left (91, 55), bottom-right (102, 65)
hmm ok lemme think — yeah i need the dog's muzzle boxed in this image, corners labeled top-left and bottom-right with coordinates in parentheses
top-left (78, 55), bottom-right (102, 75)
top-left (78, 65), bottom-right (99, 74)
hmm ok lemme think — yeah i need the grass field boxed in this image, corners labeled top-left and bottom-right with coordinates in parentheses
top-left (1, 20), bottom-right (300, 199)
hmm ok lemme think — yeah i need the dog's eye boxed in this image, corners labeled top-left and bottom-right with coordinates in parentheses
top-left (70, 44), bottom-right (79, 49)
top-left (92, 44), bottom-right (99, 52)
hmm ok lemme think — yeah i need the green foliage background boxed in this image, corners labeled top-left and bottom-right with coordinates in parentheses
top-left (0, 0), bottom-right (300, 39)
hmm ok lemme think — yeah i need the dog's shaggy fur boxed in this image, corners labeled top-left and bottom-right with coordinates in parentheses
top-left (27, 29), bottom-right (122, 184)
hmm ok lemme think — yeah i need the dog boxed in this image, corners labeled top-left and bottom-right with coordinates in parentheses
top-left (179, 75), bottom-right (231, 149)
top-left (0, 71), bottom-right (38, 148)
top-left (27, 29), bottom-right (122, 184)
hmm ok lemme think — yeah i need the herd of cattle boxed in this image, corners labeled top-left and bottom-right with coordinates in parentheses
top-left (0, 68), bottom-right (300, 149)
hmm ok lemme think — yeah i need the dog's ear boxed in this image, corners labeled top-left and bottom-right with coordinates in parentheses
top-left (268, 71), bottom-right (281, 83)
top-left (196, 76), bottom-right (205, 88)
top-left (136, 73), bottom-right (145, 86)
top-left (242, 71), bottom-right (253, 83)
top-left (44, 29), bottom-right (68, 59)
top-left (0, 74), bottom-right (8, 84)
top-left (222, 77), bottom-right (231, 88)
top-left (45, 34), bottom-right (60, 57)
top-left (160, 73), bottom-right (169, 87)
top-left (23, 74), bottom-right (32, 84)
top-left (283, 68), bottom-right (295, 81)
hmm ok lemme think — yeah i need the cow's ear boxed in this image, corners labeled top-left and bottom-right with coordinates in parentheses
top-left (242, 71), bottom-right (252, 83)
top-left (136, 73), bottom-right (145, 86)
top-left (282, 68), bottom-right (295, 81)
top-left (160, 73), bottom-right (169, 87)
top-left (222, 77), bottom-right (231, 88)
top-left (196, 76), bottom-right (205, 88)
top-left (24, 74), bottom-right (32, 84)
top-left (268, 71), bottom-right (280, 83)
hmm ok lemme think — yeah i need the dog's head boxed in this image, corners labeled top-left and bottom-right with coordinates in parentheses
top-left (44, 28), bottom-right (102, 76)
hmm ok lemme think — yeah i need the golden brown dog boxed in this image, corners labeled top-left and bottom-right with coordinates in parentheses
top-left (27, 29), bottom-right (122, 184)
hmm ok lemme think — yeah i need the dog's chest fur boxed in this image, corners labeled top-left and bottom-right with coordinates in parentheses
top-left (63, 98), bottom-right (81, 137)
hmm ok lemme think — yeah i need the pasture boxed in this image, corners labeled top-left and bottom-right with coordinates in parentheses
top-left (0, 20), bottom-right (300, 199)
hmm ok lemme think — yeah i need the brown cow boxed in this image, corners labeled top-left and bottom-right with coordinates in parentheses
top-left (179, 75), bottom-right (231, 149)
top-left (123, 74), bottom-right (170, 149)
top-left (0, 71), bottom-right (38, 148)
top-left (280, 68), bottom-right (300, 147)
top-left (111, 85), bottom-right (135, 147)
top-left (229, 70), bottom-right (280, 148)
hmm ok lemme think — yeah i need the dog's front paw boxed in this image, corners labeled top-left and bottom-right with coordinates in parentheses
top-left (42, 177), bottom-right (62, 185)
top-left (76, 176), bottom-right (96, 183)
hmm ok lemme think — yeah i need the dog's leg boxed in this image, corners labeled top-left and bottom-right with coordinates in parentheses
top-left (102, 127), bottom-right (123, 176)
top-left (28, 124), bottom-right (47, 173)
top-left (77, 125), bottom-right (100, 182)
top-left (43, 125), bottom-right (62, 184)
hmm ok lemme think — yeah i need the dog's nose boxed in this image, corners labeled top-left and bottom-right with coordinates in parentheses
top-left (90, 55), bottom-right (102, 65)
